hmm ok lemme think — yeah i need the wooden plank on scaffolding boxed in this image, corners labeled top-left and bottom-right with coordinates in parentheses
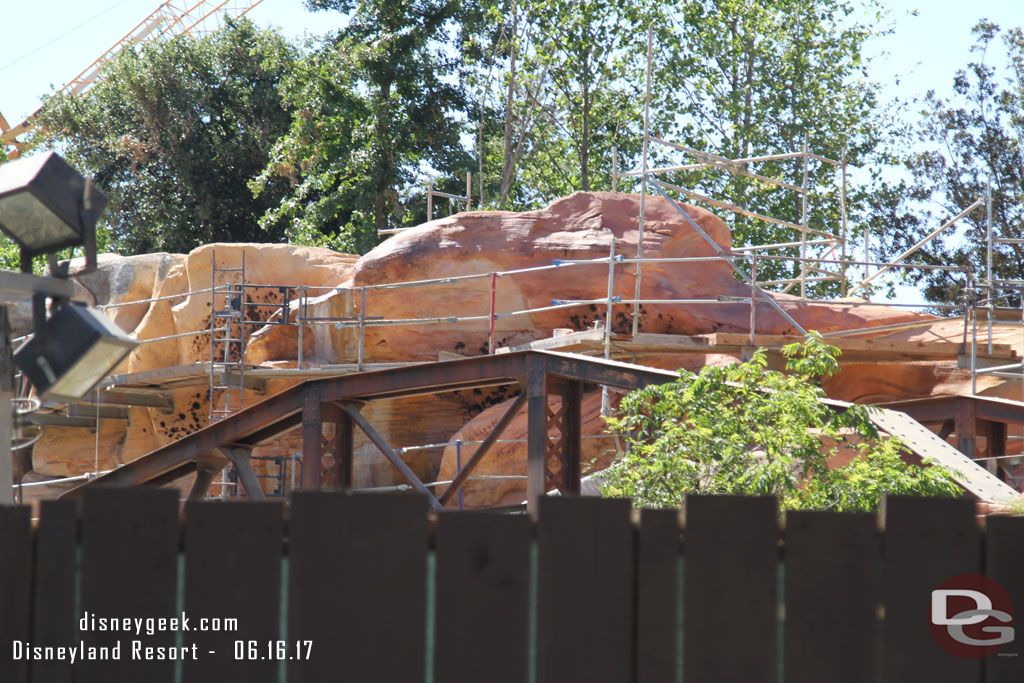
top-left (636, 508), bottom-right (680, 683)
top-left (784, 510), bottom-right (880, 683)
top-left (288, 492), bottom-right (430, 683)
top-left (0, 504), bottom-right (30, 683)
top-left (684, 495), bottom-right (777, 683)
top-left (434, 512), bottom-right (531, 683)
top-left (716, 332), bottom-right (1016, 360)
top-left (182, 501), bottom-right (283, 683)
top-left (537, 497), bottom-right (634, 683)
top-left (985, 516), bottom-right (1024, 683)
top-left (79, 489), bottom-right (179, 683)
top-left (883, 496), bottom-right (981, 683)
top-left (30, 500), bottom-right (78, 683)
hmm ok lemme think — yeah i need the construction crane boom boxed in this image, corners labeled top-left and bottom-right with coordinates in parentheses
top-left (1, 0), bottom-right (265, 156)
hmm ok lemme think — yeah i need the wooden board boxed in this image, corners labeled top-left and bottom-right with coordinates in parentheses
top-left (288, 491), bottom-right (429, 683)
top-left (79, 489), bottom-right (179, 683)
top-left (635, 508), bottom-right (681, 683)
top-left (784, 510), bottom-right (880, 683)
top-left (182, 501), bottom-right (283, 683)
top-left (984, 516), bottom-right (1024, 682)
top-left (882, 496), bottom-right (981, 683)
top-left (536, 496), bottom-right (634, 683)
top-left (0, 505), bottom-right (31, 683)
top-left (716, 332), bottom-right (1017, 360)
top-left (434, 511), bottom-right (531, 683)
top-left (30, 500), bottom-right (78, 683)
top-left (684, 495), bottom-right (777, 683)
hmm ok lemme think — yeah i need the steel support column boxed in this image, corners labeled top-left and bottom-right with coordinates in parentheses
top-left (954, 397), bottom-right (977, 459)
top-left (439, 391), bottom-right (527, 505)
top-left (337, 402), bottom-right (444, 511)
top-left (335, 411), bottom-right (354, 489)
top-left (188, 463), bottom-right (221, 501)
top-left (526, 354), bottom-right (547, 516)
top-left (220, 446), bottom-right (266, 502)
top-left (561, 379), bottom-right (583, 495)
top-left (301, 388), bottom-right (322, 490)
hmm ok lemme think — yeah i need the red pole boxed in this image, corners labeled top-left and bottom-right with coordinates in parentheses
top-left (488, 272), bottom-right (497, 354)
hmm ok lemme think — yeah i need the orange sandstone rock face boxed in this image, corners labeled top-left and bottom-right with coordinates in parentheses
top-left (24, 192), bottom-right (1021, 500)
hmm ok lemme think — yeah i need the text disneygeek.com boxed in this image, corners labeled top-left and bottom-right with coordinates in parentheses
top-left (9, 612), bottom-right (313, 663)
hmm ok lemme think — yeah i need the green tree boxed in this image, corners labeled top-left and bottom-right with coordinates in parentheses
top-left (255, 0), bottom-right (472, 249)
top-left (600, 333), bottom-right (960, 511)
top-left (879, 21), bottom-right (1024, 307)
top-left (31, 19), bottom-right (296, 255)
top-left (657, 0), bottom-right (898, 292)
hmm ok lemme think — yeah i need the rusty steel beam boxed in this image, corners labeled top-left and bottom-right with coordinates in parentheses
top-left (141, 461), bottom-right (197, 488)
top-left (337, 402), bottom-right (444, 512)
top-left (562, 379), bottom-right (583, 495)
top-left (301, 388), bottom-right (323, 490)
top-left (438, 391), bottom-right (527, 505)
top-left (335, 411), bottom-right (354, 489)
top-left (188, 463), bottom-right (221, 500)
top-left (62, 386), bottom-right (307, 495)
top-left (541, 350), bottom-right (677, 389)
top-left (220, 446), bottom-right (267, 502)
top-left (526, 354), bottom-right (547, 516)
top-left (66, 351), bottom-right (683, 498)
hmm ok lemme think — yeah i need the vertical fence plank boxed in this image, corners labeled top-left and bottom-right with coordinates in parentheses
top-left (79, 489), bottom-right (179, 683)
top-left (985, 515), bottom-right (1024, 683)
top-left (636, 508), bottom-right (680, 683)
top-left (434, 512), bottom-right (531, 683)
top-left (537, 496), bottom-right (634, 683)
top-left (784, 511), bottom-right (879, 683)
top-left (883, 496), bottom-right (981, 683)
top-left (0, 505), bottom-right (30, 683)
top-left (288, 491), bottom-right (429, 683)
top-left (182, 501), bottom-right (283, 683)
top-left (684, 495), bottom-right (777, 683)
top-left (29, 500), bottom-right (78, 683)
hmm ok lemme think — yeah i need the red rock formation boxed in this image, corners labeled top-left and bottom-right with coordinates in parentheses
top-left (20, 192), bottom-right (1022, 503)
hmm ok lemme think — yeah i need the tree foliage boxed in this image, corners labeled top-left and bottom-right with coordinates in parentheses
top-left (252, 0), bottom-right (472, 249)
top-left (600, 333), bottom-right (960, 511)
top-left (879, 21), bottom-right (1024, 306)
top-left (32, 20), bottom-right (295, 254)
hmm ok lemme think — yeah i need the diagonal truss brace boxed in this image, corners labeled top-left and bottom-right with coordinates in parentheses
top-left (648, 178), bottom-right (807, 336)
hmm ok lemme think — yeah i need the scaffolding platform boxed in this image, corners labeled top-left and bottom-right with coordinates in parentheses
top-left (506, 330), bottom-right (1018, 363)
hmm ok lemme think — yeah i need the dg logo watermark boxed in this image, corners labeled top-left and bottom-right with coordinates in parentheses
top-left (930, 573), bottom-right (1015, 658)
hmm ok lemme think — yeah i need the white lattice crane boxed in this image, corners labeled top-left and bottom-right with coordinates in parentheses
top-left (1, 0), bottom-right (265, 157)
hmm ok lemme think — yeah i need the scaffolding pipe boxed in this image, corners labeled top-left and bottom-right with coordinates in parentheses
top-left (847, 199), bottom-right (985, 296)
top-left (649, 179), bottom-right (807, 336)
top-left (633, 24), bottom-right (652, 336)
top-left (488, 272), bottom-right (497, 354)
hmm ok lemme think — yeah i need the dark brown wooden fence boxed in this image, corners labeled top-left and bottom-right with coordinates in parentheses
top-left (1, 490), bottom-right (1022, 683)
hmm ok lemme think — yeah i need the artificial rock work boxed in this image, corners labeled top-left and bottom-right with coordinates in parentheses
top-left (22, 192), bottom-right (1024, 506)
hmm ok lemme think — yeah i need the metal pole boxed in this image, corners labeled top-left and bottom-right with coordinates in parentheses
top-left (357, 286), bottom-right (366, 371)
top-left (971, 295), bottom-right (978, 396)
top-left (466, 172), bottom-right (472, 211)
top-left (632, 25), bottom-right (652, 336)
top-left (611, 145), bottom-right (618, 192)
top-left (840, 148), bottom-right (848, 297)
top-left (456, 439), bottom-right (463, 510)
top-left (427, 183), bottom-right (433, 220)
top-left (297, 286), bottom-right (305, 369)
top-left (0, 308), bottom-right (12, 505)
top-left (602, 239), bottom-right (616, 416)
top-left (863, 217), bottom-right (870, 301)
top-left (488, 273), bottom-right (497, 354)
top-left (799, 134), bottom-right (809, 298)
top-left (987, 182), bottom-right (994, 354)
top-left (749, 256), bottom-right (757, 346)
